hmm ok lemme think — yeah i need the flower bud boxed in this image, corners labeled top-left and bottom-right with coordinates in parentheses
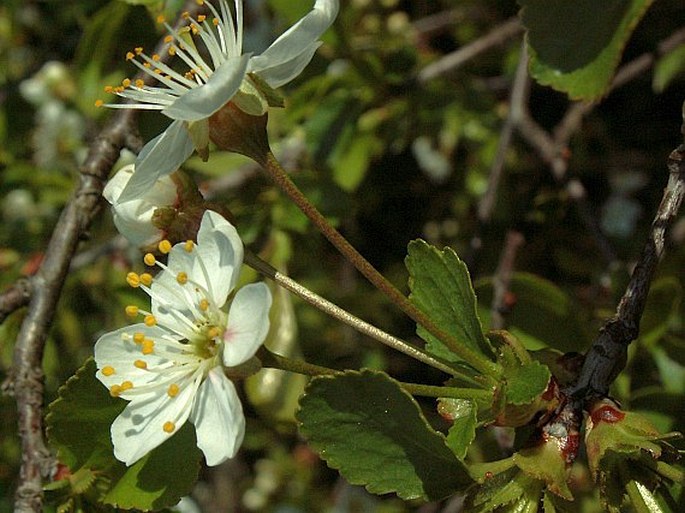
top-left (103, 164), bottom-right (178, 248)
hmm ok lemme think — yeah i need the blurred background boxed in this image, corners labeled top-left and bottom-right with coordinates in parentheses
top-left (1, 0), bottom-right (684, 511)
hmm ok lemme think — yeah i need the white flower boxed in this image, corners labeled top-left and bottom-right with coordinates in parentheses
top-left (99, 0), bottom-right (339, 201)
top-left (103, 164), bottom-right (179, 247)
top-left (94, 210), bottom-right (272, 466)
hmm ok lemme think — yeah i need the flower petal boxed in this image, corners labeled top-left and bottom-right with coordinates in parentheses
top-left (222, 282), bottom-right (272, 367)
top-left (195, 210), bottom-right (244, 306)
top-left (119, 120), bottom-right (194, 202)
top-left (111, 371), bottom-right (200, 466)
top-left (190, 367), bottom-right (245, 465)
top-left (94, 324), bottom-right (178, 390)
top-left (162, 54), bottom-right (250, 122)
top-left (248, 0), bottom-right (338, 87)
top-left (253, 42), bottom-right (321, 89)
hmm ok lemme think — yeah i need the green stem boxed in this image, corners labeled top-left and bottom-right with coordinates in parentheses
top-left (260, 151), bottom-right (501, 382)
top-left (259, 348), bottom-right (494, 404)
top-left (246, 252), bottom-right (487, 384)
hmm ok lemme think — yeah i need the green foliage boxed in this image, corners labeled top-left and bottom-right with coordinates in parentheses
top-left (297, 369), bottom-right (473, 501)
top-left (519, 0), bottom-right (656, 99)
top-left (406, 240), bottom-right (494, 365)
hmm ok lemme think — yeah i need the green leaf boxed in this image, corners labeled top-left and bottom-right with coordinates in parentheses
top-left (519, 0), bottom-right (655, 100)
top-left (330, 129), bottom-right (382, 192)
top-left (406, 240), bottom-right (493, 364)
top-left (297, 369), bottom-right (473, 501)
top-left (46, 358), bottom-right (127, 470)
top-left (439, 398), bottom-right (478, 460)
top-left (475, 272), bottom-right (592, 353)
top-left (47, 359), bottom-right (202, 511)
top-left (653, 44), bottom-right (685, 93)
top-left (505, 361), bottom-right (551, 406)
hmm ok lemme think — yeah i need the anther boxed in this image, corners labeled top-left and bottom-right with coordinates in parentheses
top-left (134, 359), bottom-right (147, 370)
top-left (213, 18), bottom-right (219, 26)
top-left (95, 99), bottom-right (104, 107)
top-left (159, 240), bottom-right (172, 254)
top-left (144, 253), bottom-right (156, 266)
top-left (142, 339), bottom-right (155, 355)
top-left (156, 14), bottom-right (165, 23)
top-left (140, 273), bottom-right (153, 287)
top-left (163, 421), bottom-right (176, 433)
top-left (208, 326), bottom-right (221, 339)
top-left (126, 272), bottom-right (141, 287)
top-left (126, 51), bottom-right (135, 61)
top-left (197, 14), bottom-right (206, 22)
top-left (152, 54), bottom-right (161, 62)
top-left (133, 332), bottom-right (145, 344)
top-left (122, 78), bottom-right (131, 88)
top-left (135, 79), bottom-right (144, 88)
top-left (125, 305), bottom-right (139, 317)
top-left (104, 85), bottom-right (114, 93)
top-left (199, 299), bottom-right (209, 311)
top-left (109, 384), bottom-right (122, 397)
top-left (177, 272), bottom-right (188, 285)
top-left (135, 47), bottom-right (143, 55)
top-left (167, 384), bottom-right (180, 397)
top-left (120, 380), bottom-right (134, 391)
top-left (164, 35), bottom-right (173, 43)
top-left (144, 314), bottom-right (157, 327)
top-left (102, 366), bottom-right (115, 376)
top-left (184, 240), bottom-right (194, 252)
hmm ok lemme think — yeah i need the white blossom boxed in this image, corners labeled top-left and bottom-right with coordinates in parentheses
top-left (94, 210), bottom-right (272, 466)
top-left (99, 0), bottom-right (339, 201)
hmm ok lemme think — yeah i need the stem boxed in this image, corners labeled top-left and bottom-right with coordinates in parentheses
top-left (259, 348), bottom-right (493, 404)
top-left (245, 252), bottom-right (488, 386)
top-left (259, 151), bottom-right (501, 381)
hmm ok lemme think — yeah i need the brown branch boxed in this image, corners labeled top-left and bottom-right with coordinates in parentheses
top-left (490, 231), bottom-right (525, 330)
top-left (418, 17), bottom-right (522, 83)
top-left (569, 115), bottom-right (685, 400)
top-left (0, 279), bottom-right (32, 325)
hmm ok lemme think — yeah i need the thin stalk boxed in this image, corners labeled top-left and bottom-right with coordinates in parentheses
top-left (246, 252), bottom-right (487, 386)
top-left (260, 151), bottom-right (501, 381)
top-left (259, 348), bottom-right (493, 404)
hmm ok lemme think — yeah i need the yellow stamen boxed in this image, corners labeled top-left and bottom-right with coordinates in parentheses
top-left (144, 314), bottom-right (157, 327)
top-left (104, 85), bottom-right (114, 93)
top-left (167, 384), bottom-right (180, 397)
top-left (122, 78), bottom-right (131, 88)
top-left (156, 14), bottom-right (165, 24)
top-left (164, 35), bottom-right (173, 43)
top-left (94, 99), bottom-right (104, 107)
top-left (134, 359), bottom-right (147, 370)
top-left (120, 380), bottom-right (134, 391)
top-left (152, 54), bottom-right (161, 62)
top-left (182, 11), bottom-right (190, 19)
top-left (163, 421), bottom-right (176, 433)
top-left (177, 272), bottom-right (188, 285)
top-left (142, 339), bottom-right (155, 355)
top-left (135, 47), bottom-right (143, 55)
top-left (144, 62), bottom-right (151, 68)
top-left (126, 51), bottom-right (135, 61)
top-left (213, 18), bottom-right (219, 26)
top-left (184, 240), bottom-right (194, 252)
top-left (144, 253), bottom-right (156, 266)
top-left (102, 366), bottom-right (115, 376)
top-left (208, 326), bottom-right (221, 339)
top-left (159, 240), bottom-right (172, 254)
top-left (109, 384), bottom-right (122, 397)
top-left (133, 332), bottom-right (145, 344)
top-left (140, 273), bottom-right (153, 287)
top-left (199, 298), bottom-right (209, 311)
top-left (125, 305), bottom-right (139, 317)
top-left (169, 47), bottom-right (176, 56)
top-left (126, 272), bottom-right (141, 287)
top-left (135, 79), bottom-right (144, 88)
top-left (197, 14), bottom-right (206, 22)
top-left (196, 0), bottom-right (204, 5)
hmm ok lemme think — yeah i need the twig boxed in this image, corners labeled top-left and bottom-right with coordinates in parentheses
top-left (490, 231), bottom-right (525, 330)
top-left (418, 17), bottom-right (522, 83)
top-left (569, 117), bottom-right (685, 400)
top-left (244, 252), bottom-right (468, 380)
top-left (0, 279), bottom-right (32, 325)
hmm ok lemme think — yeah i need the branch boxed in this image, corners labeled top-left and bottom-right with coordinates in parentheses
top-left (418, 17), bottom-right (522, 83)
top-left (569, 117), bottom-right (685, 400)
top-left (490, 231), bottom-right (525, 330)
top-left (0, 279), bottom-right (32, 324)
